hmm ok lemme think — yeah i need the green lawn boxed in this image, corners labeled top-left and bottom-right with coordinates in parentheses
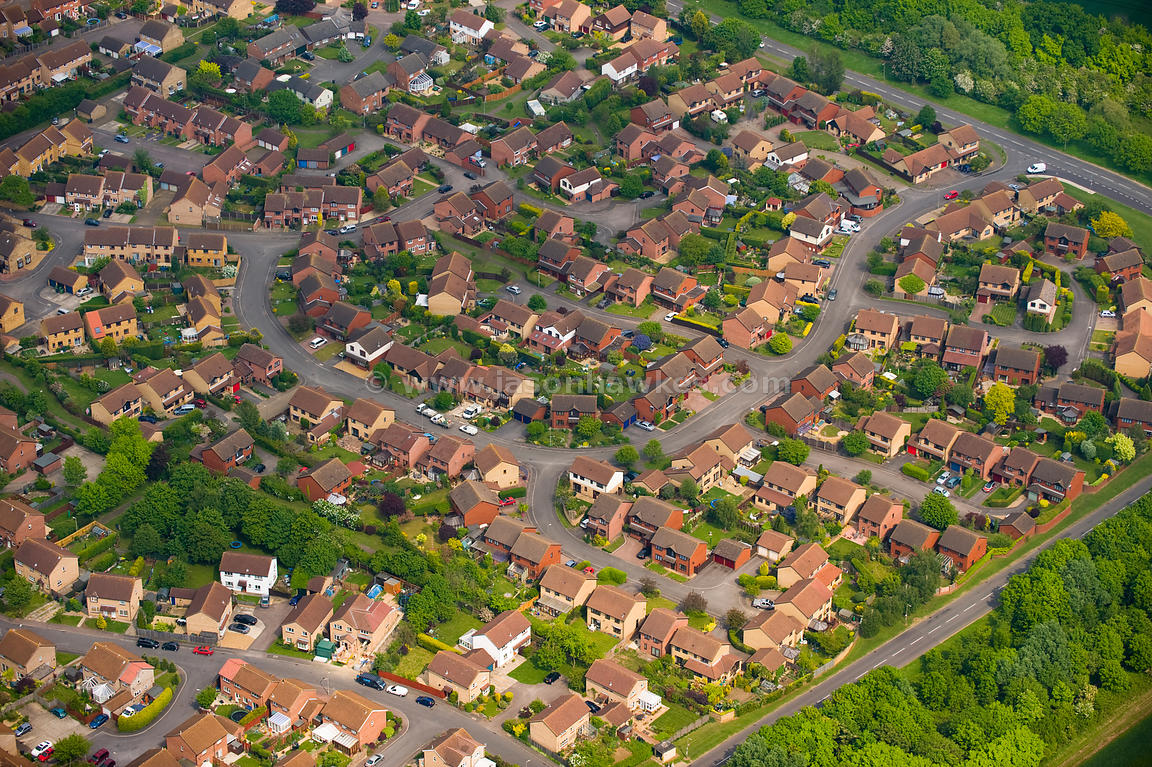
top-left (987, 303), bottom-right (1018, 326)
top-left (605, 301), bottom-right (657, 319)
top-left (56, 651), bottom-right (80, 665)
top-left (509, 662), bottom-right (551, 684)
top-left (795, 130), bottom-right (840, 152)
top-left (50, 613), bottom-right (82, 626)
top-left (431, 612), bottom-right (482, 645)
top-left (268, 641), bottom-right (315, 659)
top-left (1075, 701), bottom-right (1152, 767)
top-left (393, 646), bottom-right (434, 679)
top-left (418, 337), bottom-right (474, 357)
top-left (651, 702), bottom-right (699, 739)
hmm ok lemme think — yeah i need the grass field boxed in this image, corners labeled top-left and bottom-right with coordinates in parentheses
top-left (1076, 707), bottom-right (1152, 767)
top-left (795, 130), bottom-right (840, 152)
top-left (431, 612), bottom-right (481, 645)
top-left (651, 702), bottom-right (699, 739)
top-left (393, 646), bottom-right (434, 680)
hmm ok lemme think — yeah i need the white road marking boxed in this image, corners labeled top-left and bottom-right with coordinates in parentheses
top-left (963, 602), bottom-right (978, 612)
top-left (927, 625), bottom-right (941, 634)
top-left (910, 636), bottom-right (923, 646)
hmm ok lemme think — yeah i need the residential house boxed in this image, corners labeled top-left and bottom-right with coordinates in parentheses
top-left (183, 582), bottom-right (233, 639)
top-left (81, 642), bottom-right (154, 702)
top-left (280, 594), bottom-right (334, 652)
top-left (815, 476), bottom-right (866, 524)
top-left (568, 456), bottom-right (623, 500)
top-left (625, 496), bottom-right (682, 542)
top-left (85, 573), bottom-right (143, 621)
top-left (15, 537), bottom-right (78, 595)
top-left (742, 610), bottom-right (805, 652)
top-left (419, 729), bottom-right (486, 767)
top-left (457, 610), bottom-right (531, 669)
top-left (760, 391), bottom-right (820, 437)
top-left (832, 352), bottom-right (875, 388)
top-left (977, 263), bottom-right (1021, 302)
top-left (219, 552), bottom-right (277, 596)
top-left (328, 594), bottom-right (401, 663)
top-left (775, 578), bottom-right (834, 627)
top-left (509, 531), bottom-right (562, 582)
top-left (316, 690), bottom-right (389, 753)
top-left (88, 384), bottom-right (144, 426)
top-left (993, 347), bottom-right (1042, 386)
top-left (667, 626), bottom-right (739, 683)
top-left (1116, 397), bottom-right (1152, 437)
top-left (1044, 222), bottom-right (1089, 259)
top-left (232, 344), bottom-right (283, 388)
top-left (536, 565), bottom-right (596, 617)
top-left (650, 526), bottom-right (708, 577)
top-left (948, 432), bottom-right (1003, 480)
top-left (424, 651), bottom-right (490, 704)
top-left (889, 519), bottom-right (941, 561)
top-left (909, 419), bottom-right (963, 462)
top-left (942, 326), bottom-right (991, 371)
top-left (1025, 279), bottom-right (1059, 324)
top-left (853, 309), bottom-right (900, 351)
top-left (935, 525), bottom-right (987, 572)
top-left (343, 398), bottom-right (394, 442)
top-left (638, 609), bottom-right (688, 659)
top-left (857, 412), bottom-right (912, 459)
top-left (585, 585), bottom-right (645, 639)
top-left (0, 628), bottom-right (54, 678)
top-left (854, 495), bottom-right (903, 542)
top-left (776, 543), bottom-right (834, 590)
top-left (297, 458), bottom-right (353, 504)
top-left (473, 444), bottom-right (520, 490)
top-left (529, 695), bottom-right (590, 753)
top-left (1027, 457), bottom-right (1084, 504)
top-left (448, 9), bottom-right (494, 45)
top-left (218, 659), bottom-right (277, 710)
top-left (0, 499), bottom-right (46, 550)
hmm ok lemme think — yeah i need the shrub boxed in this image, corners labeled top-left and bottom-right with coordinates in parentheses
top-left (77, 533), bottom-right (119, 562)
top-left (417, 633), bottom-right (457, 654)
top-left (116, 686), bottom-right (173, 732)
top-left (498, 487), bottom-right (526, 499)
top-left (88, 551), bottom-right (117, 572)
top-left (239, 706), bottom-right (267, 726)
top-left (901, 463), bottom-right (930, 481)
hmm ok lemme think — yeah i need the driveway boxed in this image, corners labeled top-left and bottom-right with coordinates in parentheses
top-left (18, 703), bottom-right (91, 748)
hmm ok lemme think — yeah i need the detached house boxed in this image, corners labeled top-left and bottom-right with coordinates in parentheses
top-left (536, 565), bottom-right (596, 618)
top-left (857, 412), bottom-right (912, 459)
top-left (585, 585), bottom-right (645, 639)
top-left (15, 538), bottom-right (78, 595)
top-left (942, 326), bottom-right (991, 371)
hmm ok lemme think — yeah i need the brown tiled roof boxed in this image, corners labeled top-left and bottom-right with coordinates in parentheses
top-left (86, 573), bottom-right (139, 602)
top-left (0, 628), bottom-right (51, 668)
top-left (218, 552), bottom-right (275, 577)
top-left (187, 582), bottom-right (231, 622)
top-left (857, 494), bottom-right (901, 526)
top-left (166, 713), bottom-right (235, 754)
top-left (585, 584), bottom-right (644, 620)
top-left (937, 525), bottom-right (984, 556)
top-left (569, 455), bottom-right (619, 486)
top-left (538, 564), bottom-right (593, 600)
top-left (776, 577), bottom-right (832, 619)
top-left (300, 458), bottom-right (351, 493)
top-left (778, 543), bottom-right (829, 578)
top-left (475, 609), bottom-right (530, 648)
top-left (529, 694), bottom-right (587, 735)
top-left (889, 519), bottom-right (938, 549)
top-left (15, 538), bottom-right (75, 576)
top-left (585, 658), bottom-right (643, 695)
top-left (283, 593), bottom-right (333, 634)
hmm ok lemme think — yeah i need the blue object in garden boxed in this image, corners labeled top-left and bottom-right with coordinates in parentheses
top-left (710, 499), bottom-right (718, 508)
top-left (230, 540), bottom-right (242, 549)
top-left (365, 584), bottom-right (383, 600)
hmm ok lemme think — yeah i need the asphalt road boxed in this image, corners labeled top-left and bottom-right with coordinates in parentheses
top-left (0, 615), bottom-right (541, 767)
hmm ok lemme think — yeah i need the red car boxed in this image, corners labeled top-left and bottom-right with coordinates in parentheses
top-left (192, 646), bottom-right (213, 655)
top-left (943, 190), bottom-right (959, 200)
top-left (498, 497), bottom-right (516, 507)
top-left (21, 219), bottom-right (37, 228)
top-left (193, 398), bottom-right (207, 408)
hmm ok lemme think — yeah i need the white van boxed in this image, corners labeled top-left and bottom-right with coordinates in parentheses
top-left (174, 404), bottom-right (196, 415)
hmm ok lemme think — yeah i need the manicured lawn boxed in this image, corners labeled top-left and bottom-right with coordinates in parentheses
top-left (988, 303), bottom-right (1018, 326)
top-left (268, 641), bottom-right (314, 659)
top-left (795, 130), bottom-right (840, 152)
top-left (685, 518), bottom-right (727, 547)
top-left (50, 613), bottom-right (82, 626)
top-left (645, 596), bottom-right (677, 613)
top-left (826, 538), bottom-right (866, 561)
top-left (393, 646), bottom-right (434, 680)
top-left (313, 341), bottom-right (342, 362)
top-left (605, 301), bottom-right (657, 319)
top-left (651, 702), bottom-right (699, 739)
top-left (418, 337), bottom-right (474, 357)
top-left (102, 620), bottom-right (130, 634)
top-left (56, 651), bottom-right (80, 665)
top-left (509, 662), bottom-right (551, 684)
top-left (431, 612), bottom-right (482, 645)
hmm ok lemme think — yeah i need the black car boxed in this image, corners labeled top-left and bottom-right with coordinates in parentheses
top-left (717, 338), bottom-right (730, 348)
top-left (102, 208), bottom-right (113, 218)
top-left (227, 623), bottom-right (250, 634)
top-left (138, 414), bottom-right (158, 423)
top-left (637, 548), bottom-right (651, 559)
top-left (812, 258), bottom-right (831, 267)
top-left (639, 190), bottom-right (655, 199)
top-left (543, 672), bottom-right (561, 685)
top-left (463, 171), bottom-right (477, 180)
top-left (161, 642), bottom-right (179, 652)
top-left (415, 696), bottom-right (436, 708)
top-left (356, 673), bottom-right (387, 690)
top-left (234, 614), bottom-right (258, 626)
top-left (114, 10), bottom-right (127, 17)
top-left (136, 638), bottom-right (159, 649)
top-left (585, 700), bottom-right (601, 713)
top-left (84, 218), bottom-right (100, 226)
top-left (253, 463), bottom-right (266, 473)
top-left (437, 184), bottom-right (453, 193)
top-left (301, 51), bottom-right (315, 60)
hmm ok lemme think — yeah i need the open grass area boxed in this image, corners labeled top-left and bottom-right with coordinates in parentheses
top-left (268, 640), bottom-right (314, 659)
top-left (1071, 690), bottom-right (1152, 767)
top-left (417, 337), bottom-right (474, 357)
top-left (651, 702), bottom-right (699, 739)
top-left (509, 662), bottom-right (551, 684)
top-left (431, 612), bottom-right (481, 645)
top-left (605, 301), bottom-right (657, 319)
top-left (393, 646), bottom-right (434, 680)
top-left (795, 130), bottom-right (840, 152)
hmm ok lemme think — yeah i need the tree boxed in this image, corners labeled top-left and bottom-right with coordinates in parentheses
top-left (725, 608), bottom-right (748, 629)
top-left (527, 294), bottom-right (547, 311)
top-left (1108, 432), bottom-right (1136, 462)
top-left (431, 391), bottom-right (454, 411)
top-left (898, 274), bottom-right (926, 295)
top-left (1047, 105), bottom-right (1087, 148)
top-left (615, 445), bottom-right (639, 468)
top-left (788, 56), bottom-right (809, 83)
top-left (643, 439), bottom-right (664, 463)
top-left (1016, 94), bottom-right (1057, 135)
top-left (266, 89), bottom-right (302, 124)
top-left (235, 400), bottom-right (262, 433)
top-left (808, 47), bottom-right (845, 95)
top-left (678, 477), bottom-right (699, 501)
top-left (483, 3), bottom-right (503, 22)
top-left (196, 686), bottom-right (218, 709)
top-left (62, 455), bottom-right (87, 486)
top-left (133, 149), bottom-right (154, 175)
top-left (378, 492), bottom-right (406, 520)
top-left (0, 176), bottom-right (34, 207)
top-left (1044, 344), bottom-right (1068, 371)
top-left (636, 321), bottom-right (664, 343)
top-left (526, 421), bottom-right (547, 440)
top-left (677, 233), bottom-right (713, 266)
top-left (497, 343), bottom-right (517, 366)
top-left (53, 735), bottom-right (89, 766)
top-left (681, 591), bottom-right (708, 614)
top-left (275, 0), bottom-right (316, 14)
top-left (639, 577), bottom-right (660, 597)
top-left (196, 60), bottom-right (222, 81)
top-left (1079, 409), bottom-right (1108, 439)
top-left (777, 438), bottom-right (809, 466)
top-left (704, 149), bottom-right (729, 174)
top-left (3, 577), bottom-right (31, 612)
top-left (130, 523), bottom-right (163, 557)
top-left (768, 334), bottom-right (793, 354)
top-left (985, 383), bottom-right (1015, 425)
top-left (841, 431), bottom-right (869, 456)
top-left (352, 1), bottom-right (367, 19)
top-left (911, 361), bottom-right (948, 399)
top-left (918, 492), bottom-right (957, 530)
top-left (916, 104), bottom-right (936, 127)
top-left (618, 174), bottom-right (644, 199)
top-left (1091, 211), bottom-right (1133, 239)
top-left (689, 9), bottom-right (709, 40)
top-left (575, 416), bottom-right (601, 440)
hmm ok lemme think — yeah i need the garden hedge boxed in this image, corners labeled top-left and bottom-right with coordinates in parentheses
top-left (498, 487), bottom-right (526, 499)
top-left (116, 686), bottom-right (172, 732)
top-left (77, 533), bottom-right (118, 562)
top-left (417, 633), bottom-right (457, 654)
top-left (901, 463), bottom-right (930, 481)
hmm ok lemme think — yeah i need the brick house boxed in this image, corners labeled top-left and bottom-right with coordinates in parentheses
top-left (650, 526), bottom-right (708, 576)
top-left (888, 519), bottom-right (940, 562)
top-left (1044, 222), bottom-right (1089, 259)
top-left (992, 347), bottom-right (1041, 386)
top-left (854, 495), bottom-right (903, 541)
top-left (935, 525), bottom-right (987, 572)
top-left (585, 584), bottom-right (646, 639)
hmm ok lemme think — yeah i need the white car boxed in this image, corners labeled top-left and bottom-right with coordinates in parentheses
top-left (506, 285), bottom-right (522, 295)
top-left (416, 8), bottom-right (429, 14)
top-left (461, 404), bottom-right (482, 419)
top-left (636, 421), bottom-right (656, 431)
top-left (935, 471), bottom-right (950, 486)
top-left (664, 312), bottom-right (677, 322)
top-left (308, 337), bottom-right (326, 349)
top-left (385, 684), bottom-right (408, 697)
top-left (415, 403), bottom-right (431, 415)
top-left (459, 423), bottom-right (479, 435)
top-left (405, 0), bottom-right (419, 7)
top-left (932, 487), bottom-right (951, 498)
top-left (1027, 162), bottom-right (1047, 174)
top-left (30, 743), bottom-right (53, 760)
top-left (337, 223), bottom-right (356, 234)
top-left (1100, 310), bottom-right (1116, 318)
top-left (365, 757), bottom-right (383, 767)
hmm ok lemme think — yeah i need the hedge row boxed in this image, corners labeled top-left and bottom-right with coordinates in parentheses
top-left (417, 633), bottom-right (458, 654)
top-left (901, 463), bottom-right (930, 481)
top-left (239, 705), bottom-right (267, 726)
top-left (87, 551), bottom-right (117, 572)
top-left (498, 487), bottom-right (526, 499)
top-left (116, 686), bottom-right (172, 732)
top-left (77, 532), bottom-right (118, 563)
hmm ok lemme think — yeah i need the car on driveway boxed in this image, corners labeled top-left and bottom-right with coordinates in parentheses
top-left (664, 312), bottom-right (677, 322)
top-left (637, 420), bottom-right (656, 431)
top-left (228, 623), bottom-right (250, 634)
top-left (932, 487), bottom-right (951, 497)
top-left (14, 723), bottom-right (31, 737)
top-left (543, 671), bottom-right (562, 684)
top-left (49, 708), bottom-right (66, 719)
top-left (982, 481), bottom-right (997, 493)
top-left (31, 743), bottom-right (52, 762)
top-left (89, 714), bottom-right (109, 730)
top-left (114, 134), bottom-right (130, 144)
top-left (365, 757), bottom-right (382, 767)
top-left (1100, 309), bottom-right (1116, 318)
top-left (943, 190), bottom-right (959, 200)
top-left (639, 190), bottom-right (655, 199)
top-left (234, 614), bottom-right (257, 626)
top-left (192, 646), bottom-right (213, 655)
top-left (752, 598), bottom-right (775, 610)
top-left (936, 471), bottom-right (950, 486)
top-left (945, 475), bottom-right (961, 489)
top-left (415, 696), bottom-right (436, 708)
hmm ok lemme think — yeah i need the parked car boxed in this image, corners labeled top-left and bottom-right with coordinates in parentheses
top-left (459, 423), bottom-right (479, 436)
top-left (49, 708), bottom-right (66, 719)
top-left (114, 134), bottom-right (130, 144)
top-left (982, 481), bottom-right (997, 493)
top-left (932, 487), bottom-right (951, 497)
top-left (228, 623), bottom-right (250, 634)
top-left (253, 463), bottom-right (266, 473)
top-left (173, 404), bottom-right (196, 416)
top-left (936, 471), bottom-right (950, 485)
top-left (114, 10), bottom-right (127, 17)
top-left (437, 184), bottom-right (453, 193)
top-left (31, 743), bottom-right (52, 761)
top-left (138, 414), bottom-right (158, 423)
top-left (637, 420), bottom-right (656, 431)
top-left (21, 219), bottom-right (36, 228)
top-left (365, 756), bottom-right (383, 767)
top-left (192, 646), bottom-right (213, 655)
top-left (1027, 162), bottom-right (1047, 174)
top-left (827, 288), bottom-right (838, 300)
top-left (812, 258), bottom-right (831, 267)
top-left (565, 559), bottom-right (577, 567)
top-left (356, 673), bottom-right (387, 690)
top-left (308, 336), bottom-right (326, 349)
top-left (664, 312), bottom-right (677, 322)
top-left (136, 637), bottom-right (159, 649)
top-left (463, 171), bottom-right (477, 180)
top-left (234, 614), bottom-right (257, 626)
top-left (461, 404), bottom-right (483, 419)
top-left (88, 750), bottom-right (109, 765)
top-left (193, 398), bottom-right (207, 408)
top-left (301, 51), bottom-right (315, 60)
top-left (639, 190), bottom-right (655, 199)
top-left (752, 598), bottom-right (775, 609)
top-left (415, 696), bottom-right (436, 708)
top-left (543, 671), bottom-right (561, 684)
top-left (161, 642), bottom-right (179, 651)
top-left (14, 723), bottom-right (31, 737)
top-left (385, 684), bottom-right (408, 697)
top-left (506, 284), bottom-right (521, 294)
top-left (84, 218), bottom-right (100, 226)
top-left (1100, 309), bottom-right (1116, 318)
top-left (636, 548), bottom-right (651, 559)
top-left (945, 475), bottom-right (962, 489)
top-left (943, 190), bottom-right (959, 200)
top-left (88, 715), bottom-right (109, 730)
